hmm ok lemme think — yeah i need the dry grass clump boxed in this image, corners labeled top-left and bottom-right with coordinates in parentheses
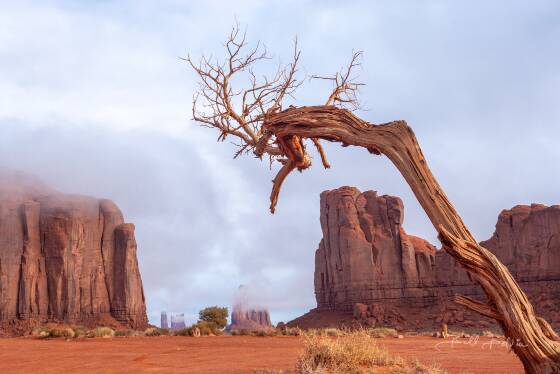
top-left (144, 327), bottom-right (171, 336)
top-left (277, 327), bottom-right (303, 336)
top-left (296, 329), bottom-right (402, 373)
top-left (88, 326), bottom-right (115, 338)
top-left (230, 328), bottom-right (278, 337)
top-left (31, 327), bottom-right (51, 339)
top-left (253, 330), bottom-right (446, 374)
top-left (391, 359), bottom-right (447, 374)
top-left (368, 327), bottom-right (398, 338)
top-left (70, 325), bottom-right (88, 338)
top-left (173, 328), bottom-right (190, 336)
top-left (115, 329), bottom-right (144, 337)
top-left (49, 326), bottom-right (76, 339)
top-left (32, 325), bottom-right (80, 339)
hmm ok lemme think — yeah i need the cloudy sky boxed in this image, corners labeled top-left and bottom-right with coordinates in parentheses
top-left (0, 0), bottom-right (559, 325)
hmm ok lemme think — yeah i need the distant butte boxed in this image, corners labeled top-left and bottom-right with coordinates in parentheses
top-left (289, 186), bottom-right (560, 330)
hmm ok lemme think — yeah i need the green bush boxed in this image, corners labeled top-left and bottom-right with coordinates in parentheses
top-left (198, 306), bottom-right (228, 329)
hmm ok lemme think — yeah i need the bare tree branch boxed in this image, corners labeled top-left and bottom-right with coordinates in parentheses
top-left (311, 51), bottom-right (364, 110)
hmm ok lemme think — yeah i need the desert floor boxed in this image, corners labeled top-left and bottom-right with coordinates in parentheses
top-left (0, 335), bottom-right (523, 373)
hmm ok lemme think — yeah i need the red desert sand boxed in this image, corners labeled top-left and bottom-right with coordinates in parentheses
top-left (0, 335), bottom-right (523, 373)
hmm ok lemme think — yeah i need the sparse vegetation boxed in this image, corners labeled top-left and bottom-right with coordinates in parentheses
top-left (31, 327), bottom-right (51, 339)
top-left (174, 328), bottom-right (190, 336)
top-left (277, 327), bottom-right (302, 336)
top-left (230, 328), bottom-right (277, 337)
top-left (368, 327), bottom-right (398, 338)
top-left (391, 359), bottom-right (447, 374)
top-left (144, 327), bottom-right (162, 336)
top-left (70, 325), bottom-right (88, 338)
top-left (88, 327), bottom-right (115, 338)
top-left (296, 329), bottom-right (403, 373)
top-left (49, 326), bottom-right (75, 339)
top-left (115, 329), bottom-right (144, 337)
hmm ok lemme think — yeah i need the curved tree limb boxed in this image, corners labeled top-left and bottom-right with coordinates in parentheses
top-left (256, 105), bottom-right (560, 373)
top-left (188, 29), bottom-right (560, 373)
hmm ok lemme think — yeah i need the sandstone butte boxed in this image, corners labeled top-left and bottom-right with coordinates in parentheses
top-left (0, 172), bottom-right (148, 335)
top-left (289, 186), bottom-right (560, 330)
top-left (227, 285), bottom-right (273, 331)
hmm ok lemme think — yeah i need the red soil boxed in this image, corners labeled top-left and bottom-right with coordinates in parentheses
top-left (0, 335), bottom-right (523, 373)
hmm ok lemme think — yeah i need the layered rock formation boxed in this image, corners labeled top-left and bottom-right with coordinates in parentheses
top-left (314, 186), bottom-right (437, 310)
top-left (228, 285), bottom-right (272, 331)
top-left (300, 186), bottom-right (560, 329)
top-left (0, 172), bottom-right (148, 333)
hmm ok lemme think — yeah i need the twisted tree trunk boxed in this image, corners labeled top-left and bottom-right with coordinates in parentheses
top-left (262, 105), bottom-right (560, 373)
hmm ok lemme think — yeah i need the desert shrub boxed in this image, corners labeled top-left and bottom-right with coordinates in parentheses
top-left (196, 320), bottom-right (222, 335)
top-left (49, 326), bottom-right (75, 339)
top-left (254, 329), bottom-right (272, 337)
top-left (323, 328), bottom-right (344, 337)
top-left (70, 325), bottom-right (88, 338)
top-left (144, 327), bottom-right (171, 336)
top-left (88, 326), bottom-right (115, 338)
top-left (304, 329), bottom-right (319, 337)
top-left (115, 329), bottom-right (144, 337)
top-left (31, 327), bottom-right (51, 339)
top-left (296, 329), bottom-right (403, 373)
top-left (198, 306), bottom-right (228, 329)
top-left (279, 327), bottom-right (302, 336)
top-left (174, 328), bottom-right (190, 336)
top-left (369, 327), bottom-right (398, 338)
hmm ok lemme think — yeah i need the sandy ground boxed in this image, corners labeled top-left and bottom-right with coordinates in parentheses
top-left (0, 335), bottom-right (523, 374)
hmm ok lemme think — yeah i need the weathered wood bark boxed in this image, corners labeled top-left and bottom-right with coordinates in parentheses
top-left (259, 105), bottom-right (560, 373)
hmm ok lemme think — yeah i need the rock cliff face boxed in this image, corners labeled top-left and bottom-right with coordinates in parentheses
top-left (0, 173), bottom-right (148, 332)
top-left (304, 186), bottom-right (560, 329)
top-left (314, 186), bottom-right (437, 311)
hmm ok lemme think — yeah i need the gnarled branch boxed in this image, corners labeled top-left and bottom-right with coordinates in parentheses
top-left (188, 26), bottom-right (560, 373)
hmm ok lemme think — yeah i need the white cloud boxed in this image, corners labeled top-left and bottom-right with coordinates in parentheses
top-left (0, 0), bottom-right (559, 325)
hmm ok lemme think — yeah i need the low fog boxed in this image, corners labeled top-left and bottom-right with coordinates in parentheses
top-left (1, 1), bottom-right (559, 325)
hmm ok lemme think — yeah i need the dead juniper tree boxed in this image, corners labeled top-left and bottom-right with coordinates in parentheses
top-left (186, 25), bottom-right (560, 373)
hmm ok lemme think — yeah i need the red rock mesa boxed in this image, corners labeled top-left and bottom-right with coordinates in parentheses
top-left (228, 285), bottom-right (272, 331)
top-left (291, 186), bottom-right (560, 329)
top-left (0, 172), bottom-right (148, 334)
